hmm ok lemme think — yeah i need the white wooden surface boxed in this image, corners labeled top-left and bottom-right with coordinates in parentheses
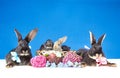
top-left (0, 59), bottom-right (120, 78)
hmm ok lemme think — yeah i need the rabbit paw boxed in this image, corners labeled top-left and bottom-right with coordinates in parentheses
top-left (80, 62), bottom-right (87, 68)
top-left (27, 62), bottom-right (32, 66)
top-left (6, 63), bottom-right (14, 68)
top-left (107, 63), bottom-right (117, 67)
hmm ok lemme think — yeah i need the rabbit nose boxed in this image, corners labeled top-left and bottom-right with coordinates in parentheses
top-left (22, 50), bottom-right (25, 53)
top-left (96, 53), bottom-right (103, 58)
top-left (22, 50), bottom-right (28, 53)
top-left (21, 50), bottom-right (29, 56)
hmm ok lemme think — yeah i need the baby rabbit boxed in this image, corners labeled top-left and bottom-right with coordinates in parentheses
top-left (61, 45), bottom-right (71, 51)
top-left (39, 39), bottom-right (54, 51)
top-left (53, 36), bottom-right (67, 51)
top-left (6, 28), bottom-right (38, 68)
top-left (76, 31), bottom-right (116, 67)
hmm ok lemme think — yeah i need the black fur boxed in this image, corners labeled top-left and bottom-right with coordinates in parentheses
top-left (6, 28), bottom-right (38, 67)
top-left (61, 45), bottom-right (71, 51)
top-left (76, 31), bottom-right (107, 66)
top-left (39, 39), bottom-right (54, 50)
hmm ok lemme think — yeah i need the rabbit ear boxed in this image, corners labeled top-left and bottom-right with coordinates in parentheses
top-left (24, 28), bottom-right (38, 43)
top-left (57, 36), bottom-right (67, 44)
top-left (14, 29), bottom-right (22, 42)
top-left (97, 34), bottom-right (106, 45)
top-left (89, 31), bottom-right (96, 45)
top-left (53, 36), bottom-right (67, 50)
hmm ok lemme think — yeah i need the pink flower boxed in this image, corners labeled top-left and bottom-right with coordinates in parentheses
top-left (62, 51), bottom-right (82, 64)
top-left (96, 57), bottom-right (107, 66)
top-left (47, 53), bottom-right (62, 64)
top-left (30, 55), bottom-right (46, 67)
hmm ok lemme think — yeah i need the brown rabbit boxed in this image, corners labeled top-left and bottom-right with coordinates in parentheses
top-left (6, 28), bottom-right (38, 68)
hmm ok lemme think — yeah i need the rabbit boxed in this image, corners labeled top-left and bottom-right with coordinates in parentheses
top-left (61, 45), bottom-right (71, 51)
top-left (6, 28), bottom-right (38, 68)
top-left (39, 39), bottom-right (54, 51)
top-left (36, 39), bottom-right (54, 55)
top-left (76, 31), bottom-right (116, 67)
top-left (53, 36), bottom-right (67, 51)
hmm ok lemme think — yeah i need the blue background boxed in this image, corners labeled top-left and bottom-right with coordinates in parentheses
top-left (0, 0), bottom-right (120, 59)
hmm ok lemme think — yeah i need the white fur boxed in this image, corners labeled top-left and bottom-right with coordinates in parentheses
top-left (84, 45), bottom-right (90, 49)
top-left (89, 31), bottom-right (93, 44)
top-left (101, 34), bottom-right (106, 44)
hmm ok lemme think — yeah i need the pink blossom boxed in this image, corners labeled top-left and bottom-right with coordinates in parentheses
top-left (62, 51), bottom-right (82, 64)
top-left (30, 55), bottom-right (46, 67)
top-left (96, 57), bottom-right (107, 66)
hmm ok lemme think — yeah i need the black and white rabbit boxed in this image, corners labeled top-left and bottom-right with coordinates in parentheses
top-left (39, 39), bottom-right (54, 51)
top-left (76, 31), bottom-right (116, 67)
top-left (6, 28), bottom-right (38, 68)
